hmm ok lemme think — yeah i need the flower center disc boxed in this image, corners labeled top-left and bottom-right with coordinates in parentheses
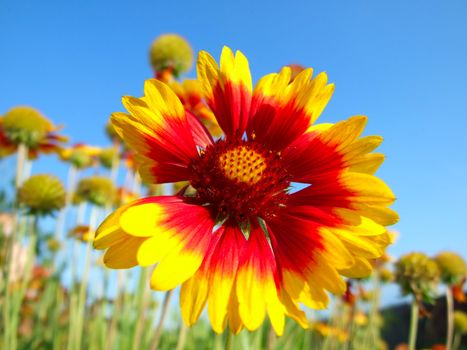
top-left (189, 139), bottom-right (290, 223)
top-left (218, 146), bottom-right (266, 185)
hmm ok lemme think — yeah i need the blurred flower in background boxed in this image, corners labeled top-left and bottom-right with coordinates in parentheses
top-left (74, 176), bottom-right (116, 207)
top-left (0, 106), bottom-right (67, 159)
top-left (149, 34), bottom-right (194, 82)
top-left (395, 252), bottom-right (440, 303)
top-left (60, 144), bottom-right (101, 169)
top-left (17, 174), bottom-right (66, 216)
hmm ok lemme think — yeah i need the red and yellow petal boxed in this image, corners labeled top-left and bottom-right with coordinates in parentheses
top-left (197, 46), bottom-right (252, 138)
top-left (95, 196), bottom-right (215, 287)
top-left (180, 226), bottom-right (241, 333)
top-left (265, 201), bottom-right (393, 313)
top-left (112, 79), bottom-right (202, 184)
top-left (247, 67), bottom-right (335, 150)
top-left (181, 222), bottom-right (308, 336)
top-left (266, 212), bottom-right (347, 308)
top-left (235, 226), bottom-right (274, 332)
top-left (282, 116), bottom-right (386, 184)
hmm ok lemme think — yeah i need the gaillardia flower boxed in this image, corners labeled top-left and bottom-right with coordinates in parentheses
top-left (149, 34), bottom-right (194, 81)
top-left (95, 47), bottom-right (398, 335)
top-left (0, 107), bottom-right (67, 158)
top-left (434, 251), bottom-right (467, 285)
top-left (59, 143), bottom-right (101, 169)
top-left (395, 252), bottom-right (440, 302)
top-left (74, 176), bottom-right (116, 207)
top-left (17, 174), bottom-right (66, 216)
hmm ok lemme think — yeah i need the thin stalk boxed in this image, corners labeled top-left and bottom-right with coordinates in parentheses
top-left (346, 303), bottom-right (357, 350)
top-left (74, 205), bottom-right (99, 350)
top-left (408, 299), bottom-right (419, 350)
top-left (70, 202), bottom-right (87, 284)
top-left (1, 144), bottom-right (29, 332)
top-left (110, 144), bottom-right (120, 184)
top-left (175, 322), bottom-right (188, 350)
top-left (15, 143), bottom-right (28, 188)
top-left (323, 299), bottom-right (340, 350)
top-left (132, 172), bottom-right (141, 196)
top-left (52, 282), bottom-right (65, 350)
top-left (214, 333), bottom-right (224, 350)
top-left (76, 201), bottom-right (87, 225)
top-left (150, 289), bottom-right (175, 350)
top-left (9, 215), bottom-right (38, 350)
top-left (66, 293), bottom-right (78, 350)
top-left (225, 329), bottom-right (233, 350)
top-left (366, 272), bottom-right (381, 349)
top-left (452, 332), bottom-right (461, 350)
top-left (446, 287), bottom-right (454, 350)
top-left (22, 156), bottom-right (33, 183)
top-left (131, 268), bottom-right (150, 350)
top-left (267, 324), bottom-right (276, 350)
top-left (106, 270), bottom-right (126, 350)
top-left (55, 166), bottom-right (78, 239)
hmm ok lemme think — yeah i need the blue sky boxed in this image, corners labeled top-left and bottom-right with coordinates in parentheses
top-left (1, 0), bottom-right (466, 264)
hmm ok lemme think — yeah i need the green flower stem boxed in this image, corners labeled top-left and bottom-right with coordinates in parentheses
top-left (74, 205), bottom-right (99, 350)
top-left (446, 287), bottom-right (454, 350)
top-left (55, 166), bottom-right (78, 239)
top-left (15, 143), bottom-right (28, 188)
top-left (66, 293), bottom-right (79, 350)
top-left (175, 321), bottom-right (188, 350)
top-left (1, 143), bottom-right (29, 343)
top-left (225, 329), bottom-right (233, 350)
top-left (69, 202), bottom-right (87, 285)
top-left (9, 215), bottom-right (38, 350)
top-left (106, 270), bottom-right (126, 350)
top-left (110, 143), bottom-right (120, 184)
top-left (150, 289), bottom-right (175, 350)
top-left (452, 332), bottom-right (461, 350)
top-left (408, 299), bottom-right (419, 350)
top-left (131, 268), bottom-right (150, 350)
top-left (267, 323), bottom-right (277, 350)
top-left (131, 172), bottom-right (141, 196)
top-left (346, 300), bottom-right (357, 350)
top-left (367, 272), bottom-right (382, 349)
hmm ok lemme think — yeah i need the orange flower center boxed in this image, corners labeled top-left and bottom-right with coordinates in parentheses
top-left (218, 146), bottom-right (266, 185)
top-left (189, 139), bottom-right (290, 224)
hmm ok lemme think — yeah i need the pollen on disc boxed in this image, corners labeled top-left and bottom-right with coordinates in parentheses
top-left (218, 146), bottom-right (266, 185)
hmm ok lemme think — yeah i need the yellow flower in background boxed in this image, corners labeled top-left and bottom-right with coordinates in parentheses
top-left (149, 34), bottom-right (194, 81)
top-left (95, 47), bottom-right (398, 335)
top-left (59, 143), bottom-right (101, 169)
top-left (17, 174), bottom-right (66, 215)
top-left (454, 311), bottom-right (467, 335)
top-left (69, 225), bottom-right (94, 243)
top-left (46, 238), bottom-right (61, 252)
top-left (379, 268), bottom-right (395, 283)
top-left (395, 252), bottom-right (440, 302)
top-left (434, 251), bottom-right (467, 285)
top-left (0, 107), bottom-right (67, 159)
top-left (313, 322), bottom-right (349, 342)
top-left (98, 147), bottom-right (118, 169)
top-left (74, 176), bottom-right (116, 207)
top-left (170, 79), bottom-right (222, 137)
top-left (354, 311), bottom-right (369, 326)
